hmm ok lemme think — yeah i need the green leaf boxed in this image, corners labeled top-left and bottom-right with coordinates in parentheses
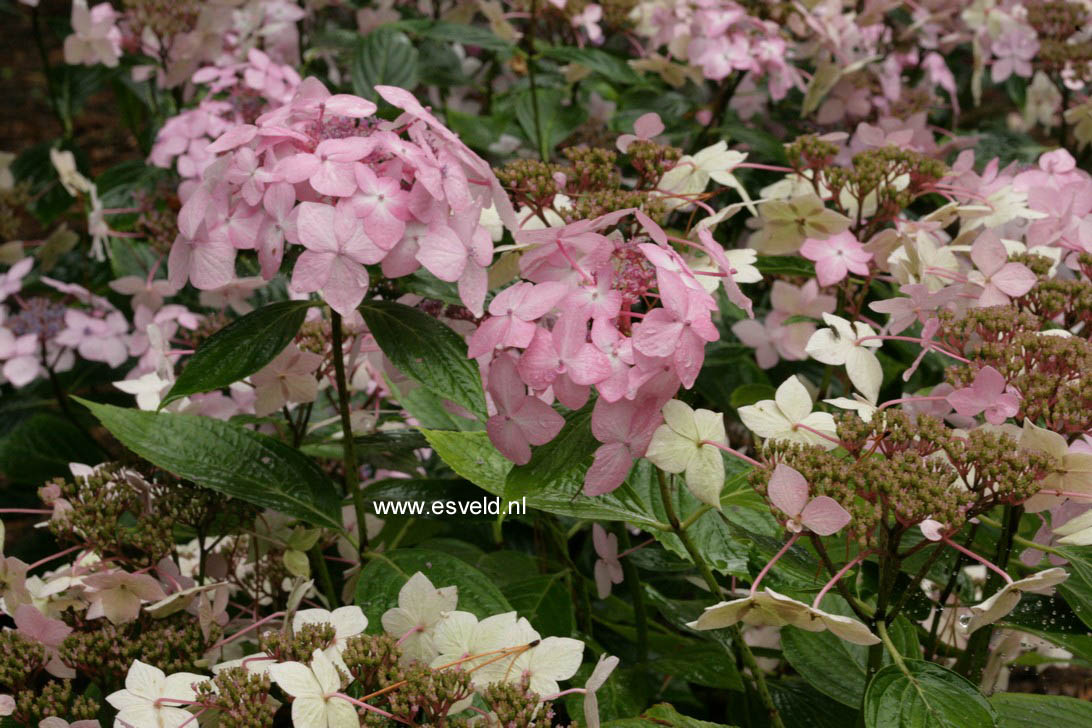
top-left (1054, 546), bottom-right (1092, 631)
top-left (355, 549), bottom-right (511, 628)
top-left (163, 300), bottom-right (312, 406)
top-left (76, 400), bottom-right (342, 530)
top-left (350, 28), bottom-right (419, 101)
top-left (991, 692), bottom-right (1092, 726)
top-left (514, 87), bottom-right (587, 160)
top-left (357, 478), bottom-right (495, 519)
top-left (863, 660), bottom-right (997, 728)
top-left (540, 46), bottom-right (641, 84)
top-left (783, 603), bottom-right (919, 708)
top-left (359, 300), bottom-right (486, 420)
top-left (0, 411), bottom-right (103, 484)
top-left (420, 429), bottom-right (668, 530)
top-left (648, 644), bottom-right (743, 691)
top-left (505, 404), bottom-right (595, 500)
top-left (501, 574), bottom-right (574, 638)
top-left (769, 678), bottom-right (861, 728)
top-left (604, 703), bottom-right (737, 727)
top-left (641, 462), bottom-right (757, 575)
top-left (754, 255), bottom-right (816, 277)
top-left (566, 664), bottom-right (650, 724)
top-left (415, 21), bottom-right (514, 52)
top-left (729, 383), bottom-right (777, 409)
top-left (781, 615), bottom-right (872, 708)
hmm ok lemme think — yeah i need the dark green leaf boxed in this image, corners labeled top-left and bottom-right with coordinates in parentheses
top-left (76, 400), bottom-right (342, 530)
top-left (729, 383), bottom-right (777, 409)
top-left (351, 28), bottom-right (419, 101)
top-left (419, 429), bottom-right (667, 529)
top-left (514, 87), bottom-right (587, 159)
top-left (360, 300), bottom-right (486, 420)
top-left (505, 404), bottom-right (595, 500)
top-left (991, 692), bottom-right (1092, 726)
top-left (164, 300), bottom-right (312, 406)
top-left (0, 412), bottom-right (103, 484)
top-left (1054, 546), bottom-right (1092, 631)
top-left (540, 46), bottom-right (641, 84)
top-left (863, 660), bottom-right (997, 728)
top-left (355, 549), bottom-right (511, 628)
top-left (754, 256), bottom-right (816, 277)
top-left (565, 664), bottom-right (650, 724)
top-left (769, 678), bottom-right (861, 728)
top-left (417, 21), bottom-right (514, 52)
top-left (648, 644), bottom-right (743, 690)
top-left (604, 703), bottom-right (737, 727)
top-left (502, 574), bottom-right (574, 638)
top-left (781, 616), bottom-right (871, 707)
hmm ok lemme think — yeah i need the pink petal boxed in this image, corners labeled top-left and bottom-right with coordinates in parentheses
top-left (487, 415), bottom-right (532, 465)
top-left (992, 263), bottom-right (1036, 298)
top-left (946, 386), bottom-right (986, 418)
top-left (585, 443), bottom-right (634, 496)
top-left (633, 112), bottom-right (664, 139)
top-left (415, 226), bottom-right (467, 282)
top-left (324, 94), bottom-right (377, 118)
top-left (800, 496), bottom-right (851, 535)
top-left (970, 232), bottom-right (1007, 276)
top-left (275, 153), bottom-right (321, 184)
top-left (512, 396), bottom-right (565, 446)
top-left (767, 464), bottom-right (809, 519)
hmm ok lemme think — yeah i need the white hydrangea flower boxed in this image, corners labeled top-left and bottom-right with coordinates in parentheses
top-left (737, 376), bottom-right (838, 450)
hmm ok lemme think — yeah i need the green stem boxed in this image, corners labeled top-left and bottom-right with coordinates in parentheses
top-left (978, 514), bottom-right (1061, 557)
top-left (657, 470), bottom-right (785, 728)
top-left (876, 620), bottom-right (910, 675)
top-left (524, 0), bottom-right (546, 161)
top-left (310, 543), bottom-right (338, 606)
top-left (887, 541), bottom-right (947, 623)
top-left (616, 524), bottom-right (648, 662)
top-left (31, 7), bottom-right (70, 138)
top-left (680, 503), bottom-right (713, 531)
top-left (331, 311), bottom-right (367, 557)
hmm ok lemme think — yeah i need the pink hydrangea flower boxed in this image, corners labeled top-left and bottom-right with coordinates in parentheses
top-left (485, 354), bottom-right (565, 465)
top-left (799, 231), bottom-right (872, 287)
top-left (946, 366), bottom-right (1021, 425)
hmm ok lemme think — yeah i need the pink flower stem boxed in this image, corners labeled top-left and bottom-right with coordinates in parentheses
top-left (209, 611), bottom-right (285, 651)
top-left (543, 688), bottom-right (587, 700)
top-left (175, 708), bottom-right (207, 728)
top-left (812, 550), bottom-right (872, 609)
top-left (554, 239), bottom-right (594, 284)
top-left (854, 335), bottom-right (970, 363)
top-left (395, 626), bottom-right (423, 647)
top-left (735, 162), bottom-right (795, 173)
top-left (25, 544), bottom-right (84, 571)
top-left (333, 693), bottom-right (399, 720)
top-left (749, 532), bottom-right (800, 595)
top-left (878, 395), bottom-right (949, 411)
top-left (702, 439), bottom-right (763, 468)
top-left (793, 423), bottom-right (848, 449)
top-left (1035, 489), bottom-right (1092, 501)
top-left (0, 508), bottom-right (52, 514)
top-left (617, 537), bottom-right (656, 559)
top-left (941, 536), bottom-right (1013, 585)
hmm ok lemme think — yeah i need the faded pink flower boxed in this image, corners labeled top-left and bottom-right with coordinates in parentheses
top-left (767, 464), bottom-right (851, 535)
top-left (592, 524), bottom-right (623, 599)
top-left (290, 200), bottom-right (385, 316)
top-left (486, 354), bottom-right (564, 465)
top-left (84, 570), bottom-right (168, 625)
top-left (800, 231), bottom-right (872, 287)
top-left (946, 366), bottom-right (1021, 425)
top-left (968, 233), bottom-right (1036, 306)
